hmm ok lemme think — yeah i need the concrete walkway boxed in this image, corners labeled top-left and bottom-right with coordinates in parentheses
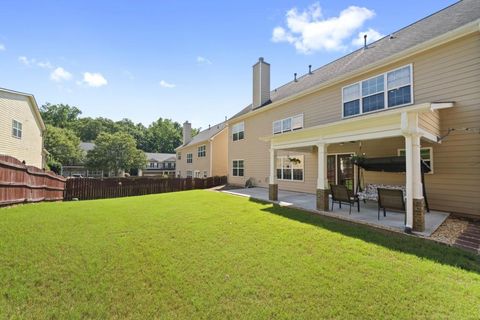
top-left (222, 187), bottom-right (449, 237)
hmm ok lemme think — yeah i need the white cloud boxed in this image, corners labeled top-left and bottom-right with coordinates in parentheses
top-left (81, 72), bottom-right (108, 87)
top-left (18, 56), bottom-right (35, 66)
top-left (159, 80), bottom-right (176, 88)
top-left (196, 56), bottom-right (212, 65)
top-left (352, 28), bottom-right (384, 47)
top-left (272, 2), bottom-right (376, 53)
top-left (50, 67), bottom-right (72, 82)
top-left (0, 43), bottom-right (5, 51)
top-left (37, 61), bottom-right (53, 69)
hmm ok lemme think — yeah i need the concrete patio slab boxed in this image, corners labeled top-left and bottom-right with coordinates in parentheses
top-left (222, 187), bottom-right (449, 237)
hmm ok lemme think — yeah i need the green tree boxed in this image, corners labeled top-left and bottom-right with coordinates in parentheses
top-left (86, 132), bottom-right (147, 176)
top-left (40, 103), bottom-right (82, 128)
top-left (43, 124), bottom-right (84, 166)
top-left (73, 117), bottom-right (118, 142)
top-left (114, 119), bottom-right (147, 150)
top-left (144, 118), bottom-right (183, 153)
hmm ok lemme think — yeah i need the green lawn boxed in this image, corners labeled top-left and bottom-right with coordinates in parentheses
top-left (0, 191), bottom-right (479, 319)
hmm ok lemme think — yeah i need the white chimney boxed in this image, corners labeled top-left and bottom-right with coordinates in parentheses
top-left (252, 57), bottom-right (270, 109)
top-left (182, 121), bottom-right (192, 145)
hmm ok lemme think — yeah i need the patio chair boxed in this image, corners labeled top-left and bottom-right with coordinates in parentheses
top-left (330, 184), bottom-right (360, 214)
top-left (377, 188), bottom-right (405, 221)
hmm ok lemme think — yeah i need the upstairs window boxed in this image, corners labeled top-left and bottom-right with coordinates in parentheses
top-left (342, 65), bottom-right (413, 117)
top-left (273, 114), bottom-right (303, 134)
top-left (198, 145), bottom-right (206, 157)
top-left (187, 153), bottom-right (193, 163)
top-left (232, 122), bottom-right (244, 141)
top-left (12, 120), bottom-right (22, 139)
top-left (177, 152), bottom-right (181, 160)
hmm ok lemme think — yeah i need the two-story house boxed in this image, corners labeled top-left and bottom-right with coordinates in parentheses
top-left (175, 121), bottom-right (228, 178)
top-left (0, 87), bottom-right (46, 168)
top-left (140, 153), bottom-right (176, 177)
top-left (227, 0), bottom-right (480, 232)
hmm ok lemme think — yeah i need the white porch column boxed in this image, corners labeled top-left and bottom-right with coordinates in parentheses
top-left (402, 112), bottom-right (425, 233)
top-left (269, 148), bottom-right (278, 201)
top-left (269, 148), bottom-right (275, 184)
top-left (316, 143), bottom-right (329, 211)
top-left (316, 143), bottom-right (328, 189)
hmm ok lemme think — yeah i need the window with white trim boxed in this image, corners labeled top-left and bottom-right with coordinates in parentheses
top-left (198, 145), bottom-right (206, 157)
top-left (342, 65), bottom-right (413, 117)
top-left (276, 155), bottom-right (304, 181)
top-left (273, 114), bottom-right (303, 134)
top-left (203, 170), bottom-right (207, 178)
top-left (186, 153), bottom-right (193, 163)
top-left (177, 152), bottom-right (181, 160)
top-left (232, 122), bottom-right (244, 141)
top-left (398, 147), bottom-right (433, 173)
top-left (186, 170), bottom-right (193, 177)
top-left (194, 170), bottom-right (201, 178)
top-left (12, 120), bottom-right (22, 139)
top-left (232, 160), bottom-right (244, 177)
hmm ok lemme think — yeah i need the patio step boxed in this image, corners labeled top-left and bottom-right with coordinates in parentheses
top-left (454, 222), bottom-right (480, 253)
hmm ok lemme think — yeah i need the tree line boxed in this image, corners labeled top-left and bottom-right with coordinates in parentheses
top-left (41, 103), bottom-right (198, 175)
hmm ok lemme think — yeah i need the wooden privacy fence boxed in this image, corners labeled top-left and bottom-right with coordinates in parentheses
top-left (64, 176), bottom-right (227, 201)
top-left (0, 155), bottom-right (66, 206)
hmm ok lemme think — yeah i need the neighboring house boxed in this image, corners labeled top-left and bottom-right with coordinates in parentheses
top-left (0, 87), bottom-right (46, 168)
top-left (175, 121), bottom-right (228, 178)
top-left (62, 142), bottom-right (103, 177)
top-left (227, 0), bottom-right (480, 231)
top-left (139, 153), bottom-right (176, 177)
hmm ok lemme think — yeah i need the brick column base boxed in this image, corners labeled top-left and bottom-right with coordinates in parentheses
top-left (316, 189), bottom-right (329, 211)
top-left (269, 184), bottom-right (278, 201)
top-left (413, 198), bottom-right (425, 232)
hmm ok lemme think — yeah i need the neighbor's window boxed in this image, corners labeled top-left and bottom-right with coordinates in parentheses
top-left (232, 122), bottom-right (245, 141)
top-left (232, 160), bottom-right (244, 177)
top-left (203, 170), bottom-right (207, 178)
top-left (12, 120), bottom-right (22, 139)
top-left (149, 162), bottom-right (155, 168)
top-left (198, 145), bottom-right (206, 157)
top-left (177, 152), bottom-right (181, 160)
top-left (398, 147), bottom-right (433, 173)
top-left (187, 153), bottom-right (193, 163)
top-left (186, 170), bottom-right (193, 177)
top-left (273, 114), bottom-right (303, 134)
top-left (194, 170), bottom-right (201, 178)
top-left (342, 65), bottom-right (412, 117)
top-left (276, 155), bottom-right (304, 181)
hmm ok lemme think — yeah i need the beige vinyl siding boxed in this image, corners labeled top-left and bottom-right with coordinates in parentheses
top-left (211, 128), bottom-right (228, 177)
top-left (176, 128), bottom-right (228, 178)
top-left (0, 91), bottom-right (43, 168)
top-left (176, 141), bottom-right (211, 178)
top-left (229, 33), bottom-right (480, 216)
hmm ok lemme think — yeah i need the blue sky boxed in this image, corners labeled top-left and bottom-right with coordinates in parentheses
top-left (0, 0), bottom-right (456, 129)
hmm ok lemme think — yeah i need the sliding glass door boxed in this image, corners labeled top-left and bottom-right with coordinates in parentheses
top-left (327, 153), bottom-right (355, 190)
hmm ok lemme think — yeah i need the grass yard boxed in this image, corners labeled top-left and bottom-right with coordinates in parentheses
top-left (0, 190), bottom-right (479, 319)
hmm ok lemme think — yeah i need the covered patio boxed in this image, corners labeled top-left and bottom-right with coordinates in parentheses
top-left (222, 187), bottom-right (449, 237)
top-left (263, 103), bottom-right (454, 234)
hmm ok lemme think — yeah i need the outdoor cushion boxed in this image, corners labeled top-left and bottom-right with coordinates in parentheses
top-left (357, 184), bottom-right (406, 201)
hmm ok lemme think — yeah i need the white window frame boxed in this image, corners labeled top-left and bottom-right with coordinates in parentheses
top-left (232, 159), bottom-right (244, 177)
top-left (203, 170), bottom-right (208, 178)
top-left (273, 114), bottom-right (304, 135)
top-left (398, 146), bottom-right (433, 174)
top-left (197, 145), bottom-right (206, 157)
top-left (232, 122), bottom-right (245, 141)
top-left (186, 153), bottom-right (193, 163)
top-left (342, 64), bottom-right (414, 118)
top-left (194, 170), bottom-right (201, 178)
top-left (12, 119), bottom-right (22, 139)
top-left (186, 170), bottom-right (193, 178)
top-left (276, 155), bottom-right (304, 182)
top-left (177, 152), bottom-right (181, 160)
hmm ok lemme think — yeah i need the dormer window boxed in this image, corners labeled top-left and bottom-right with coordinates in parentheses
top-left (342, 65), bottom-right (413, 117)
